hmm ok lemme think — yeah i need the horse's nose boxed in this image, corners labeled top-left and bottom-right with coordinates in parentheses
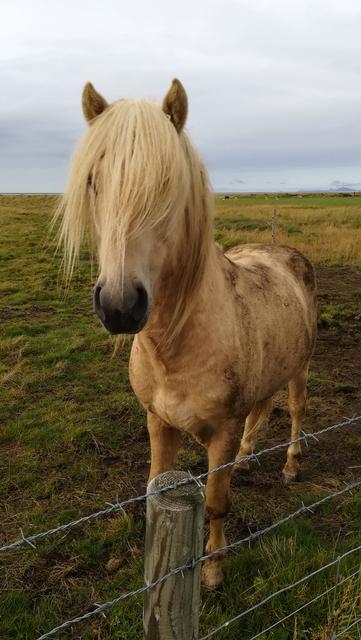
top-left (93, 284), bottom-right (149, 334)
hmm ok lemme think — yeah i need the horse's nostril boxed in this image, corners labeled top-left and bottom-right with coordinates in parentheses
top-left (94, 286), bottom-right (101, 308)
top-left (94, 286), bottom-right (106, 321)
top-left (133, 285), bottom-right (148, 321)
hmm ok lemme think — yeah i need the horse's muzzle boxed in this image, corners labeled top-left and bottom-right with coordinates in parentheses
top-left (93, 284), bottom-right (149, 334)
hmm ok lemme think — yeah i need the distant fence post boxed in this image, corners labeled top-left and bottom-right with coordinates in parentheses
top-left (272, 208), bottom-right (277, 243)
top-left (143, 470), bottom-right (205, 639)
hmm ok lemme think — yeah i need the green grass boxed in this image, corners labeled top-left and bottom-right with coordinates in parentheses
top-left (1, 195), bottom-right (361, 639)
top-left (215, 193), bottom-right (361, 207)
top-left (319, 303), bottom-right (355, 328)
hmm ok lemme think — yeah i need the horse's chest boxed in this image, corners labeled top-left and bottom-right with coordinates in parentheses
top-left (129, 340), bottom-right (247, 431)
top-left (151, 387), bottom-right (201, 431)
top-left (131, 363), bottom-right (224, 431)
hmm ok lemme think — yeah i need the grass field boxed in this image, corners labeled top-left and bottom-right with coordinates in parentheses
top-left (215, 193), bottom-right (361, 265)
top-left (1, 194), bottom-right (361, 639)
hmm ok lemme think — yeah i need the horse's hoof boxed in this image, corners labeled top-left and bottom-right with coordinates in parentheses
top-left (282, 472), bottom-right (297, 485)
top-left (201, 559), bottom-right (224, 589)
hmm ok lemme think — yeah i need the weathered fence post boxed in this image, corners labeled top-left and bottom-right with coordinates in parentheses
top-left (143, 470), bottom-right (205, 640)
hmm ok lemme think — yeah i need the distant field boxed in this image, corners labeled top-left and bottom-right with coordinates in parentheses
top-left (215, 193), bottom-right (361, 266)
top-left (1, 195), bottom-right (361, 639)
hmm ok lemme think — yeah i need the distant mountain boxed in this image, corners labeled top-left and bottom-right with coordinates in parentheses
top-left (329, 180), bottom-right (361, 192)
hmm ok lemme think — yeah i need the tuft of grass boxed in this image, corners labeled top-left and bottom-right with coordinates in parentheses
top-left (319, 304), bottom-right (355, 328)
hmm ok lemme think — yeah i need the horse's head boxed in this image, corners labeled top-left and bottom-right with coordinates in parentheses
top-left (57, 79), bottom-right (211, 338)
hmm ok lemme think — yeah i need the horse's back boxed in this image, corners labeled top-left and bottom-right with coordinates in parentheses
top-left (223, 244), bottom-right (317, 396)
top-left (225, 243), bottom-right (316, 301)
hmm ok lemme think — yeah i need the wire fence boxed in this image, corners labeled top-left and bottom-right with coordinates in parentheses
top-left (2, 414), bottom-right (361, 639)
top-left (199, 546), bottom-right (361, 639)
top-left (1, 414), bottom-right (360, 554)
top-left (334, 616), bottom-right (361, 638)
top-left (246, 567), bottom-right (361, 640)
top-left (34, 479), bottom-right (361, 639)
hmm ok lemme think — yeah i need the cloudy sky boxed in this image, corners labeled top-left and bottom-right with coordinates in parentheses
top-left (1, 0), bottom-right (361, 192)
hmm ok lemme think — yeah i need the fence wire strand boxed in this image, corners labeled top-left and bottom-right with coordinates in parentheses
top-left (199, 545), bottom-right (361, 640)
top-left (246, 566), bottom-right (361, 640)
top-left (334, 616), bottom-right (361, 638)
top-left (1, 414), bottom-right (360, 554)
top-left (35, 479), bottom-right (361, 640)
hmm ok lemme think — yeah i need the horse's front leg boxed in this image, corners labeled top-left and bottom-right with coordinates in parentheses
top-left (202, 425), bottom-right (240, 588)
top-left (147, 410), bottom-right (182, 482)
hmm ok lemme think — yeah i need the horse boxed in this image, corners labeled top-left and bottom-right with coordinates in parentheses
top-left (56, 78), bottom-right (317, 588)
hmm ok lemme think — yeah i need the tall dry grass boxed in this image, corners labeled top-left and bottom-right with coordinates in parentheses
top-left (215, 202), bottom-right (361, 266)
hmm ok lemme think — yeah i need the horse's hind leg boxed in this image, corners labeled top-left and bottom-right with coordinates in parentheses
top-left (283, 364), bottom-right (309, 484)
top-left (235, 397), bottom-right (273, 471)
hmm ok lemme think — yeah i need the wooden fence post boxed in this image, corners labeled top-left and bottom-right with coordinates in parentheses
top-left (143, 470), bottom-right (205, 640)
top-left (272, 208), bottom-right (277, 244)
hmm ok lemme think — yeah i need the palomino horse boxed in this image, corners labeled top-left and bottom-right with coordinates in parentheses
top-left (57, 79), bottom-right (317, 587)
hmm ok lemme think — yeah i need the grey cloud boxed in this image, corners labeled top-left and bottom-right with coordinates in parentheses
top-left (1, 0), bottom-right (361, 192)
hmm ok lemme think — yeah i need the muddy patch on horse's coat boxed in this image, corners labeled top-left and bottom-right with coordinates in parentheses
top-left (224, 366), bottom-right (245, 419)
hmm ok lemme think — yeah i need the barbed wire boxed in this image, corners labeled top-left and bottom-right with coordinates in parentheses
top-left (199, 544), bottom-right (361, 639)
top-left (1, 414), bottom-right (360, 554)
top-left (247, 565), bottom-right (361, 640)
top-left (35, 479), bottom-right (361, 639)
top-left (334, 616), bottom-right (361, 638)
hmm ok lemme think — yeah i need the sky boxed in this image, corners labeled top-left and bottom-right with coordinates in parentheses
top-left (1, 0), bottom-right (361, 193)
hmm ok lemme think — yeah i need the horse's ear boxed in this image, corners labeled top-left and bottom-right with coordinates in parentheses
top-left (162, 78), bottom-right (188, 133)
top-left (82, 82), bottom-right (108, 123)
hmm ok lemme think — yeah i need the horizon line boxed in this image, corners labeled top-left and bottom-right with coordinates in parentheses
top-left (1, 190), bottom-right (361, 196)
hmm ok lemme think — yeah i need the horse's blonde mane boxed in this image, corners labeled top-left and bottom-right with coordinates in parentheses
top-left (55, 98), bottom-right (213, 343)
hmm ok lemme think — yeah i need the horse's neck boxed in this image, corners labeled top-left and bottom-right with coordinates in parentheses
top-left (141, 239), bottom-right (227, 356)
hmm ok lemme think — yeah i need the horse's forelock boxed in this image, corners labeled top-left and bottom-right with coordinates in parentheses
top-left (55, 97), bottom-right (213, 342)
